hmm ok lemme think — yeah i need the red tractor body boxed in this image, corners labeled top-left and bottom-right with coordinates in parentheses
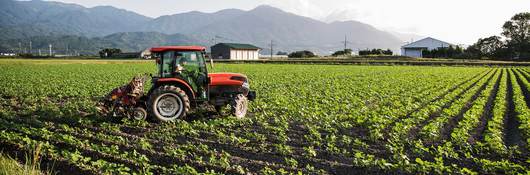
top-left (101, 45), bottom-right (256, 121)
top-left (141, 46), bottom-right (255, 121)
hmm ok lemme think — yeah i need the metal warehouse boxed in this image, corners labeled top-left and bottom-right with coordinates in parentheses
top-left (211, 43), bottom-right (261, 60)
top-left (401, 37), bottom-right (454, 58)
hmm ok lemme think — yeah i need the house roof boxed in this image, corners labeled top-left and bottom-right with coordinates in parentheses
top-left (215, 43), bottom-right (260, 50)
top-left (402, 37), bottom-right (453, 48)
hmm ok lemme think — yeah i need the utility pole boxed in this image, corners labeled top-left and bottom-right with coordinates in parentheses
top-left (29, 41), bottom-right (32, 54)
top-left (49, 44), bottom-right (52, 56)
top-left (18, 42), bottom-right (21, 54)
top-left (38, 49), bottom-right (41, 56)
top-left (344, 35), bottom-right (347, 52)
top-left (341, 35), bottom-right (352, 56)
top-left (269, 40), bottom-right (275, 59)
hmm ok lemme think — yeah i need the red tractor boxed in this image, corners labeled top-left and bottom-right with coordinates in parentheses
top-left (101, 46), bottom-right (256, 122)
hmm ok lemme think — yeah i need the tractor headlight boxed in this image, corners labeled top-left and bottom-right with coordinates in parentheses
top-left (242, 81), bottom-right (250, 89)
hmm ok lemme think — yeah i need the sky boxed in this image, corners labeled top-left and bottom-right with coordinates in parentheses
top-left (46, 0), bottom-right (530, 45)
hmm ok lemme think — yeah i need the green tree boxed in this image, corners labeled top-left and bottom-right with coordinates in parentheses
top-left (288, 50), bottom-right (316, 58)
top-left (276, 51), bottom-right (288, 55)
top-left (466, 36), bottom-right (505, 59)
top-left (502, 12), bottom-right (530, 59)
top-left (358, 48), bottom-right (392, 56)
top-left (99, 48), bottom-right (122, 58)
top-left (332, 49), bottom-right (352, 56)
top-left (422, 46), bottom-right (464, 58)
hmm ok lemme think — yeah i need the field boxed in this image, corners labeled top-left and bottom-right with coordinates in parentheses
top-left (0, 59), bottom-right (529, 174)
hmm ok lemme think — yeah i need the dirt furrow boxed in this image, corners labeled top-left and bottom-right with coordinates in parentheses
top-left (506, 69), bottom-right (528, 150)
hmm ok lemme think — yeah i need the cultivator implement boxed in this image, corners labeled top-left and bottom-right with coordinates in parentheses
top-left (97, 75), bottom-right (149, 120)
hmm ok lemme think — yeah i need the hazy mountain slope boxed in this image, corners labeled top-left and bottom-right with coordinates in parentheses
top-left (187, 5), bottom-right (402, 54)
top-left (0, 0), bottom-right (152, 37)
top-left (99, 32), bottom-right (200, 51)
top-left (142, 9), bottom-right (245, 34)
top-left (1, 1), bottom-right (405, 54)
top-left (0, 32), bottom-right (200, 54)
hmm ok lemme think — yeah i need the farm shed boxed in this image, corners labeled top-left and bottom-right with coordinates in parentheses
top-left (401, 37), bottom-right (454, 57)
top-left (211, 43), bottom-right (261, 60)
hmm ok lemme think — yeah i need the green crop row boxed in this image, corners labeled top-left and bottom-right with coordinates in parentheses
top-left (484, 69), bottom-right (508, 154)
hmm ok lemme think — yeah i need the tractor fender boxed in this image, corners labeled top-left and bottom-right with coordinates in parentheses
top-left (152, 78), bottom-right (196, 99)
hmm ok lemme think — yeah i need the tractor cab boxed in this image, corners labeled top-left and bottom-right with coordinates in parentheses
top-left (151, 46), bottom-right (209, 101)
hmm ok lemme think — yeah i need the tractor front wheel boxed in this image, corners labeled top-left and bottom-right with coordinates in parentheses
top-left (148, 85), bottom-right (190, 122)
top-left (231, 94), bottom-right (248, 119)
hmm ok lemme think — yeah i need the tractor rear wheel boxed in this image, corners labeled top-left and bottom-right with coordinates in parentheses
top-left (148, 85), bottom-right (190, 122)
top-left (231, 94), bottom-right (248, 119)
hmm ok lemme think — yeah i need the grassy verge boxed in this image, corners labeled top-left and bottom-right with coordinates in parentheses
top-left (0, 143), bottom-right (53, 175)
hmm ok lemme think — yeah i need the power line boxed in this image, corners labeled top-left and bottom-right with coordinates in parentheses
top-left (214, 35), bottom-right (234, 43)
top-left (210, 35), bottom-right (222, 46)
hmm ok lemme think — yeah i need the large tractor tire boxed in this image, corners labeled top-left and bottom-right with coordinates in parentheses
top-left (148, 85), bottom-right (190, 122)
top-left (231, 94), bottom-right (248, 119)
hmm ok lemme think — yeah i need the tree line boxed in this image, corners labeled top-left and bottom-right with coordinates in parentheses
top-left (287, 48), bottom-right (394, 58)
top-left (426, 12), bottom-right (529, 60)
top-left (289, 12), bottom-right (528, 60)
top-left (466, 12), bottom-right (529, 60)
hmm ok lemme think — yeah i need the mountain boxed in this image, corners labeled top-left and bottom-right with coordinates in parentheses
top-left (99, 32), bottom-right (199, 51)
top-left (0, 32), bottom-right (200, 54)
top-left (142, 9), bottom-right (245, 34)
top-left (146, 5), bottom-right (403, 54)
top-left (1, 1), bottom-right (404, 55)
top-left (0, 0), bottom-right (152, 37)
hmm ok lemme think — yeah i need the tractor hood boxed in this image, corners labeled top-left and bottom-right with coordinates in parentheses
top-left (208, 73), bottom-right (248, 87)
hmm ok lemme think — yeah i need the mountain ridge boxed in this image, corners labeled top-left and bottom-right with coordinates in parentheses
top-left (1, 1), bottom-right (404, 54)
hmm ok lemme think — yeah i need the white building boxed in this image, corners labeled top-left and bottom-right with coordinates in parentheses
top-left (141, 48), bottom-right (152, 59)
top-left (211, 43), bottom-right (261, 60)
top-left (401, 37), bottom-right (454, 57)
top-left (0, 53), bottom-right (16, 56)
